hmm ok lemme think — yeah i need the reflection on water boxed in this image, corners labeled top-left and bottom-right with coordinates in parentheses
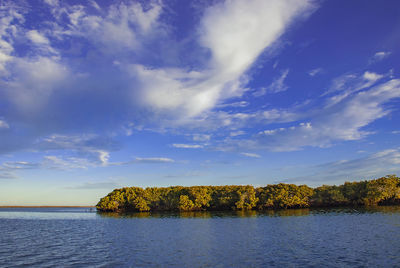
top-left (98, 209), bottom-right (308, 219)
top-left (1, 206), bottom-right (400, 267)
top-left (98, 206), bottom-right (400, 219)
top-left (2, 206), bottom-right (400, 220)
top-left (0, 207), bottom-right (97, 220)
top-left (98, 210), bottom-right (260, 219)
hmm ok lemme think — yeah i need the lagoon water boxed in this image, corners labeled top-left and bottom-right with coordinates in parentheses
top-left (1, 207), bottom-right (400, 267)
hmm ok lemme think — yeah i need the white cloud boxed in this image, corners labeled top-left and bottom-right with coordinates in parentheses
top-left (363, 71), bottom-right (383, 82)
top-left (217, 101), bottom-right (249, 108)
top-left (324, 71), bottom-right (384, 107)
top-left (34, 134), bottom-right (119, 166)
top-left (267, 69), bottom-right (289, 93)
top-left (241, 152), bottom-right (261, 158)
top-left (43, 155), bottom-right (93, 170)
top-left (107, 156), bottom-right (176, 166)
top-left (0, 8), bottom-right (24, 74)
top-left (0, 156), bottom-right (91, 172)
top-left (252, 69), bottom-right (290, 96)
top-left (27, 30), bottom-right (49, 45)
top-left (0, 119), bottom-right (9, 129)
top-left (230, 130), bottom-right (245, 137)
top-left (5, 56), bottom-right (68, 114)
top-left (192, 134), bottom-right (211, 142)
top-left (308, 67), bottom-right (322, 77)
top-left (287, 148), bottom-right (400, 185)
top-left (0, 0), bottom-right (317, 158)
top-left (2, 161), bottom-right (39, 170)
top-left (62, 1), bottom-right (163, 51)
top-left (252, 87), bottom-right (268, 97)
top-left (129, 0), bottom-right (313, 119)
top-left (172, 144), bottom-right (204, 149)
top-left (173, 108), bottom-right (299, 133)
top-left (26, 29), bottom-right (59, 57)
top-left (133, 157), bottom-right (175, 163)
top-left (0, 1), bottom-right (316, 155)
top-left (228, 77), bottom-right (400, 152)
top-left (89, 0), bottom-right (101, 11)
top-left (326, 71), bottom-right (383, 95)
top-left (200, 0), bottom-right (312, 78)
top-left (43, 0), bottom-right (59, 7)
top-left (97, 150), bottom-right (110, 166)
top-left (0, 151), bottom-right (174, 172)
top-left (129, 2), bottom-right (162, 33)
top-left (371, 51), bottom-right (391, 62)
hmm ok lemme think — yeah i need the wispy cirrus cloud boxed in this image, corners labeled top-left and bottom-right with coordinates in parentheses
top-left (172, 144), bottom-right (204, 149)
top-left (0, 0), bottom-right (315, 157)
top-left (308, 67), bottom-right (323, 77)
top-left (370, 51), bottom-right (392, 63)
top-left (252, 69), bottom-right (289, 96)
top-left (130, 0), bottom-right (313, 119)
top-left (1, 1), bottom-right (397, 180)
top-left (0, 119), bottom-right (9, 129)
top-left (43, 156), bottom-right (95, 170)
top-left (108, 157), bottom-right (176, 166)
top-left (0, 153), bottom-right (176, 178)
top-left (133, 157), bottom-right (175, 163)
top-left (192, 134), bottom-right (211, 142)
top-left (221, 75), bottom-right (400, 152)
top-left (240, 152), bottom-right (261, 158)
top-left (324, 71), bottom-right (384, 98)
top-left (267, 69), bottom-right (290, 93)
top-left (34, 134), bottom-right (118, 166)
top-left (2, 161), bottom-right (39, 170)
top-left (284, 148), bottom-right (400, 185)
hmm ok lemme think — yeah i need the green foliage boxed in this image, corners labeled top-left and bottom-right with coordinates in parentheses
top-left (311, 175), bottom-right (400, 207)
top-left (257, 183), bottom-right (313, 209)
top-left (365, 175), bottom-right (400, 205)
top-left (96, 175), bottom-right (400, 212)
top-left (178, 195), bottom-right (195, 211)
top-left (312, 185), bottom-right (348, 206)
top-left (188, 187), bottom-right (212, 210)
top-left (234, 186), bottom-right (258, 210)
top-left (132, 197), bottom-right (150, 212)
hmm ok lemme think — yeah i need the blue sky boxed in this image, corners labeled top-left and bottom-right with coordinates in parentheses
top-left (0, 0), bottom-right (399, 205)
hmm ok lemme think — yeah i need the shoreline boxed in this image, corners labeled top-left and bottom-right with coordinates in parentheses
top-left (0, 206), bottom-right (95, 208)
top-left (96, 175), bottom-right (400, 212)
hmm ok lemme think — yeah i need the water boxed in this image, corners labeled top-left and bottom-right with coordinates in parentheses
top-left (1, 207), bottom-right (400, 267)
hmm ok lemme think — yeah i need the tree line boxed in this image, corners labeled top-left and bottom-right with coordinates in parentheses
top-left (96, 175), bottom-right (400, 212)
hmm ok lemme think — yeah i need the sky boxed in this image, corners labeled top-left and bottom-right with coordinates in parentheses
top-left (0, 0), bottom-right (399, 205)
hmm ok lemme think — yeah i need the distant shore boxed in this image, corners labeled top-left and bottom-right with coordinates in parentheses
top-left (0, 206), bottom-right (95, 208)
top-left (96, 175), bottom-right (400, 213)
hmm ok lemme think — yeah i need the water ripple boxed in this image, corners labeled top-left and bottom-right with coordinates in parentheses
top-left (0, 207), bottom-right (400, 267)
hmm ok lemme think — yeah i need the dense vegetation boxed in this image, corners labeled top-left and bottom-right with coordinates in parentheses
top-left (96, 175), bottom-right (400, 212)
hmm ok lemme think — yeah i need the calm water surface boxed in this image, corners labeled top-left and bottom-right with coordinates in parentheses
top-left (1, 207), bottom-right (400, 267)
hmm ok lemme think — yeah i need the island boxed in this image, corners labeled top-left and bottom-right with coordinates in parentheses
top-left (96, 175), bottom-right (400, 212)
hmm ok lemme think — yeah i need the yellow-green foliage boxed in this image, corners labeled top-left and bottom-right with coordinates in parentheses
top-left (178, 195), bottom-right (194, 211)
top-left (312, 175), bottom-right (400, 206)
top-left (312, 185), bottom-right (347, 206)
top-left (364, 175), bottom-right (400, 205)
top-left (96, 175), bottom-right (400, 212)
top-left (257, 184), bottom-right (313, 209)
